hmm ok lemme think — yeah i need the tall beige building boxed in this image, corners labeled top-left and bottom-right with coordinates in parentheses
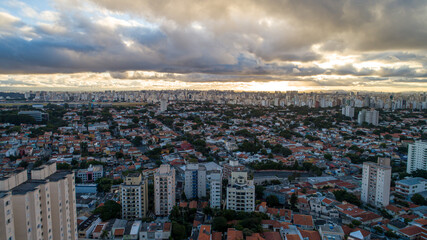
top-left (226, 171), bottom-right (255, 212)
top-left (361, 158), bottom-right (391, 207)
top-left (120, 172), bottom-right (148, 220)
top-left (0, 162), bottom-right (77, 240)
top-left (154, 164), bottom-right (175, 216)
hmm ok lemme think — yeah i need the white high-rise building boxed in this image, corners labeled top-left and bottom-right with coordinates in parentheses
top-left (407, 141), bottom-right (427, 174)
top-left (357, 109), bottom-right (379, 126)
top-left (120, 173), bottom-right (148, 220)
top-left (154, 164), bottom-right (175, 216)
top-left (226, 172), bottom-right (255, 212)
top-left (184, 164), bottom-right (206, 199)
top-left (342, 106), bottom-right (355, 118)
top-left (361, 158), bottom-right (391, 207)
top-left (0, 162), bottom-right (77, 240)
top-left (160, 99), bottom-right (168, 112)
top-left (209, 171), bottom-right (222, 208)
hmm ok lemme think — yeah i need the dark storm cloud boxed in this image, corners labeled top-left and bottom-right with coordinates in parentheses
top-left (0, 0), bottom-right (426, 86)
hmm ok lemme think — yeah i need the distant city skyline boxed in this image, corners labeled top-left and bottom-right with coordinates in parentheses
top-left (1, 0), bottom-right (427, 91)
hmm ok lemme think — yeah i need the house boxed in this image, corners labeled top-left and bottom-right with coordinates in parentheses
top-left (293, 214), bottom-right (314, 230)
top-left (227, 228), bottom-right (243, 240)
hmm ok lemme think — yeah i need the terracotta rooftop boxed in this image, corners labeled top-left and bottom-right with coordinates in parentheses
top-left (198, 225), bottom-right (211, 240)
top-left (114, 229), bottom-right (124, 236)
top-left (399, 225), bottom-right (426, 237)
top-left (293, 214), bottom-right (314, 227)
top-left (300, 229), bottom-right (321, 240)
top-left (227, 228), bottom-right (243, 240)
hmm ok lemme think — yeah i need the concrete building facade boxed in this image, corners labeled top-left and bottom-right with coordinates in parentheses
top-left (226, 171), bottom-right (255, 212)
top-left (396, 177), bottom-right (427, 197)
top-left (154, 164), bottom-right (176, 216)
top-left (120, 173), bottom-right (148, 220)
top-left (184, 164), bottom-right (206, 199)
top-left (209, 171), bottom-right (222, 208)
top-left (76, 164), bottom-right (103, 183)
top-left (0, 162), bottom-right (77, 240)
top-left (361, 158), bottom-right (391, 207)
top-left (407, 141), bottom-right (427, 174)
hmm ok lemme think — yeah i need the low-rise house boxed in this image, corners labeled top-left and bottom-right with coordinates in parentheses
top-left (139, 222), bottom-right (172, 240)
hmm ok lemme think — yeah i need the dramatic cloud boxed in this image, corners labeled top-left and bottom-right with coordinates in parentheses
top-left (0, 0), bottom-right (426, 91)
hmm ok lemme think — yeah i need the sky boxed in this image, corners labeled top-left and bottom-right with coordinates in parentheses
top-left (0, 0), bottom-right (427, 92)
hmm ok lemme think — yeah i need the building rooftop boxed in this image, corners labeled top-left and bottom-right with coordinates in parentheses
top-left (46, 171), bottom-right (72, 182)
top-left (11, 180), bottom-right (47, 195)
top-left (78, 214), bottom-right (100, 231)
top-left (397, 177), bottom-right (426, 186)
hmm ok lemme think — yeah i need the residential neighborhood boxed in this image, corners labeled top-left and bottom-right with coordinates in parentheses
top-left (0, 90), bottom-right (426, 240)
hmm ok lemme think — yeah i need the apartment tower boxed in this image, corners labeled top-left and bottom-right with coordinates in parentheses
top-left (226, 171), bottom-right (255, 212)
top-left (120, 172), bottom-right (148, 220)
top-left (154, 164), bottom-right (176, 216)
top-left (407, 141), bottom-right (427, 174)
top-left (361, 158), bottom-right (391, 207)
top-left (0, 161), bottom-right (77, 240)
top-left (184, 163), bottom-right (206, 200)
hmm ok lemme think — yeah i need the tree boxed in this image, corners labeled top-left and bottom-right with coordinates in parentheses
top-left (80, 142), bottom-right (88, 157)
top-left (333, 190), bottom-right (362, 206)
top-left (266, 195), bottom-right (280, 207)
top-left (411, 169), bottom-right (427, 178)
top-left (411, 193), bottom-right (427, 205)
top-left (170, 206), bottom-right (181, 221)
top-left (172, 222), bottom-right (186, 240)
top-left (131, 136), bottom-right (142, 147)
top-left (93, 200), bottom-right (121, 221)
top-left (57, 163), bottom-right (71, 170)
top-left (255, 185), bottom-right (265, 199)
top-left (324, 153), bottom-right (332, 161)
top-left (290, 193), bottom-right (298, 209)
top-left (212, 216), bottom-right (228, 232)
top-left (18, 161), bottom-right (29, 169)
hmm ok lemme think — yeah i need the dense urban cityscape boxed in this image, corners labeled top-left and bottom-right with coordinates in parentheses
top-left (0, 90), bottom-right (426, 240)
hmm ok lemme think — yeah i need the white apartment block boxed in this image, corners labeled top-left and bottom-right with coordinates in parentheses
top-left (184, 164), bottom-right (206, 199)
top-left (342, 106), bottom-right (355, 118)
top-left (120, 173), bottom-right (148, 220)
top-left (226, 171), bottom-right (255, 212)
top-left (209, 171), bottom-right (222, 208)
top-left (154, 164), bottom-right (176, 216)
top-left (407, 141), bottom-right (427, 174)
top-left (358, 109), bottom-right (379, 126)
top-left (0, 161), bottom-right (77, 240)
top-left (361, 158), bottom-right (391, 207)
top-left (160, 99), bottom-right (168, 112)
top-left (396, 177), bottom-right (427, 196)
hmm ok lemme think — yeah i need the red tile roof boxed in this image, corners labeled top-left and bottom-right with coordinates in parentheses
top-left (198, 225), bottom-right (211, 240)
top-left (114, 229), bottom-right (124, 236)
top-left (262, 232), bottom-right (282, 240)
top-left (300, 229), bottom-right (321, 240)
top-left (293, 214), bottom-right (314, 227)
top-left (399, 225), bottom-right (426, 237)
top-left (212, 232), bottom-right (222, 240)
top-left (227, 228), bottom-right (243, 240)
